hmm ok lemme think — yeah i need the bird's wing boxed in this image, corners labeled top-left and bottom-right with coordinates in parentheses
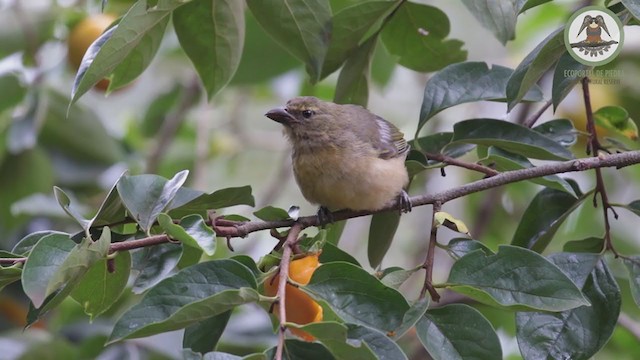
top-left (374, 116), bottom-right (409, 159)
top-left (596, 15), bottom-right (611, 37)
top-left (578, 15), bottom-right (592, 36)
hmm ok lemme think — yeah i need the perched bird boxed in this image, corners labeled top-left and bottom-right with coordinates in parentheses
top-left (265, 96), bottom-right (411, 222)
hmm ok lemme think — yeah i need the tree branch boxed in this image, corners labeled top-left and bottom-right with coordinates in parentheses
top-left (212, 150), bottom-right (640, 239)
top-left (275, 223), bottom-right (305, 360)
top-left (582, 77), bottom-right (620, 256)
top-left (420, 202), bottom-right (441, 301)
top-left (146, 77), bottom-right (201, 174)
top-left (2, 151), bottom-right (640, 265)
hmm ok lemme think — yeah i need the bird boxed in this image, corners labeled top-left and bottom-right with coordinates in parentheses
top-left (265, 96), bottom-right (411, 223)
top-left (578, 15), bottom-right (611, 43)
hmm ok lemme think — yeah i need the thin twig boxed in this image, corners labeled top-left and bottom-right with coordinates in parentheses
top-left (146, 77), bottom-right (201, 173)
top-left (425, 153), bottom-right (499, 177)
top-left (420, 202), bottom-right (442, 301)
top-left (275, 222), bottom-right (305, 360)
top-left (581, 77), bottom-right (620, 256)
top-left (618, 312), bottom-right (640, 341)
top-left (522, 99), bottom-right (553, 128)
top-left (0, 257), bottom-right (27, 264)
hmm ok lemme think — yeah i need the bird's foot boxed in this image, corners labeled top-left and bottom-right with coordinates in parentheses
top-left (398, 190), bottom-right (412, 214)
top-left (316, 206), bottom-right (334, 227)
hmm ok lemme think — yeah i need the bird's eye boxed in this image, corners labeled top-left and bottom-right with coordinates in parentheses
top-left (302, 110), bottom-right (314, 118)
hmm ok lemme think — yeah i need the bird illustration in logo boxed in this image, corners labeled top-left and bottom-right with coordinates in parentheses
top-left (578, 15), bottom-right (611, 43)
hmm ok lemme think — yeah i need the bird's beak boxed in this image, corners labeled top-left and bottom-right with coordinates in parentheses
top-left (265, 107), bottom-right (294, 125)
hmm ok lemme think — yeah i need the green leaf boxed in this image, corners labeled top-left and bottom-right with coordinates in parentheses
top-left (0, 73), bottom-right (27, 114)
top-left (12, 230), bottom-right (68, 255)
top-left (418, 62), bottom-right (543, 133)
top-left (380, 266), bottom-right (420, 289)
top-left (446, 245), bottom-right (590, 311)
top-left (506, 27), bottom-right (565, 111)
top-left (264, 339), bottom-right (336, 360)
top-left (40, 90), bottom-right (125, 164)
top-left (230, 11), bottom-right (299, 85)
top-left (411, 132), bottom-right (475, 156)
top-left (22, 230), bottom-right (110, 308)
top-left (333, 35), bottom-right (377, 107)
top-left (367, 210), bottom-right (400, 269)
top-left (516, 254), bottom-right (620, 360)
top-left (305, 262), bottom-right (409, 333)
top-left (141, 85), bottom-right (182, 137)
top-left (321, 1), bottom-right (397, 79)
top-left (461, 0), bottom-right (551, 44)
top-left (108, 259), bottom-right (259, 343)
top-left (183, 311), bottom-right (232, 354)
top-left (452, 118), bottom-right (574, 160)
top-left (562, 237), bottom-right (604, 253)
top-left (71, 250), bottom-right (131, 320)
top-left (116, 170), bottom-right (189, 234)
top-left (319, 242), bottom-right (360, 266)
top-left (53, 187), bottom-right (91, 232)
top-left (445, 238), bottom-right (494, 259)
top-left (552, 52), bottom-right (590, 111)
top-left (392, 297), bottom-right (430, 340)
top-left (371, 38), bottom-right (395, 87)
top-left (158, 213), bottom-right (216, 256)
top-left (157, 213), bottom-right (202, 269)
top-left (0, 9), bottom-right (55, 58)
top-left (6, 90), bottom-right (40, 154)
top-left (621, 0), bottom-right (640, 20)
top-left (183, 350), bottom-right (242, 360)
top-left (406, 133), bottom-right (476, 177)
top-left (0, 149), bottom-right (51, 229)
top-left (181, 214), bottom-right (216, 256)
top-left (594, 106), bottom-right (638, 140)
top-left (246, 0), bottom-right (331, 83)
top-left (109, 9), bottom-right (168, 91)
top-left (230, 255), bottom-right (261, 278)
top-left (91, 173), bottom-right (128, 228)
top-left (253, 206), bottom-right (291, 221)
top-left (620, 199), bottom-right (640, 217)
top-left (0, 265), bottom-right (22, 292)
top-left (381, 1), bottom-right (466, 72)
top-left (71, 0), bottom-right (173, 102)
top-left (174, 0), bottom-right (244, 98)
top-left (131, 242), bottom-right (181, 294)
top-left (622, 256), bottom-right (640, 307)
top-left (512, 187), bottom-right (590, 252)
top-left (295, 322), bottom-right (377, 360)
top-left (324, 220), bottom-right (347, 245)
top-left (168, 185), bottom-right (255, 218)
top-left (479, 147), bottom-right (574, 193)
top-left (345, 324), bottom-right (407, 359)
top-left (417, 304), bottom-right (502, 360)
top-left (297, 323), bottom-right (408, 360)
top-left (532, 118), bottom-right (577, 147)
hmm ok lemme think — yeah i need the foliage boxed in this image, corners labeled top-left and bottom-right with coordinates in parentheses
top-left (1, 0), bottom-right (640, 359)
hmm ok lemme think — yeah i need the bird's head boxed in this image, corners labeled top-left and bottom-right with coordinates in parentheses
top-left (265, 96), bottom-right (341, 140)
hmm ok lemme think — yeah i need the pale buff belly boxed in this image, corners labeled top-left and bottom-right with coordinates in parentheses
top-left (292, 150), bottom-right (409, 211)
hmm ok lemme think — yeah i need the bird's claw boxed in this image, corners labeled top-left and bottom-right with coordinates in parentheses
top-left (317, 206), bottom-right (334, 226)
top-left (398, 190), bottom-right (412, 214)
